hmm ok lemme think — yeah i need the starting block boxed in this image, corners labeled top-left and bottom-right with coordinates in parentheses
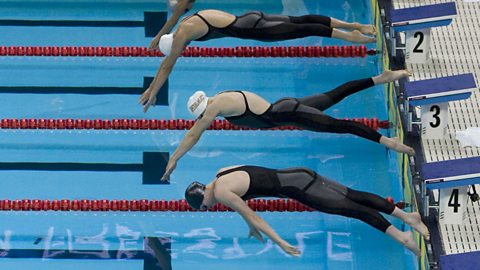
top-left (390, 2), bottom-right (457, 63)
top-left (422, 156), bottom-right (480, 224)
top-left (403, 73), bottom-right (476, 139)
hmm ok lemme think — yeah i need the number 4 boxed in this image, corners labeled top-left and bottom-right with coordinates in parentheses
top-left (448, 189), bottom-right (460, 213)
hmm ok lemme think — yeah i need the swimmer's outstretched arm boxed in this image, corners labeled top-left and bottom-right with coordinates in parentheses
top-left (148, 0), bottom-right (193, 50)
top-left (140, 27), bottom-right (189, 113)
top-left (161, 104), bottom-right (220, 180)
top-left (215, 188), bottom-right (300, 257)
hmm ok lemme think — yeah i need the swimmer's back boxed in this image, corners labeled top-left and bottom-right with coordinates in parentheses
top-left (214, 91), bottom-right (271, 116)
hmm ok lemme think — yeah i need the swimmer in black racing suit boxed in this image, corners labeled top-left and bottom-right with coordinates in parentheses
top-left (160, 70), bottom-right (415, 180)
top-left (140, 9), bottom-right (376, 112)
top-left (184, 165), bottom-right (430, 256)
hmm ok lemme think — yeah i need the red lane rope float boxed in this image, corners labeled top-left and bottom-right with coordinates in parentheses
top-left (0, 199), bottom-right (313, 212)
top-left (0, 118), bottom-right (390, 131)
top-left (0, 45), bottom-right (375, 58)
top-left (0, 197), bottom-right (404, 212)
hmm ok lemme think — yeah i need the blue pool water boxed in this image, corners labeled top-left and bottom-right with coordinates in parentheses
top-left (0, 0), bottom-right (417, 269)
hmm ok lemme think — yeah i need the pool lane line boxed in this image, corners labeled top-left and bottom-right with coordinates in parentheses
top-left (0, 11), bottom-right (167, 38)
top-left (0, 77), bottom-right (168, 106)
top-left (0, 198), bottom-right (314, 212)
top-left (0, 118), bottom-right (388, 131)
top-left (0, 237), bottom-right (171, 270)
top-left (0, 45), bottom-right (373, 58)
top-left (0, 198), bottom-right (405, 212)
top-left (0, 152), bottom-right (169, 185)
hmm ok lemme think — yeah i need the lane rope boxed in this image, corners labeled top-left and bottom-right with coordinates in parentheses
top-left (0, 198), bottom-right (405, 212)
top-left (0, 118), bottom-right (390, 131)
top-left (0, 45), bottom-right (376, 58)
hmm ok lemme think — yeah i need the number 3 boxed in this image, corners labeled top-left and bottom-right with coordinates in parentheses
top-left (430, 105), bottom-right (441, 128)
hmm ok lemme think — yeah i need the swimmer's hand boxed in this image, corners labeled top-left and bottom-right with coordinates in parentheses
top-left (161, 159), bottom-right (177, 181)
top-left (139, 86), bottom-right (157, 113)
top-left (248, 226), bottom-right (264, 243)
top-left (279, 241), bottom-right (301, 257)
top-left (148, 36), bottom-right (160, 51)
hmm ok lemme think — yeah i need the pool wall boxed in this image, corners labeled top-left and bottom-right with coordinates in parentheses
top-left (372, 0), bottom-right (430, 269)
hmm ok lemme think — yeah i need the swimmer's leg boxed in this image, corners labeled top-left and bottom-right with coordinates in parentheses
top-left (298, 78), bottom-right (375, 111)
top-left (287, 105), bottom-right (382, 139)
top-left (276, 105), bottom-right (382, 142)
top-left (255, 22), bottom-right (334, 40)
top-left (325, 70), bottom-right (409, 106)
top-left (300, 190), bottom-right (420, 255)
top-left (298, 70), bottom-right (410, 111)
top-left (269, 14), bottom-right (376, 36)
top-left (260, 13), bottom-right (291, 23)
top-left (386, 227), bottom-right (421, 256)
top-left (258, 13), bottom-right (374, 43)
top-left (391, 208), bottom-right (430, 240)
top-left (252, 20), bottom-right (371, 43)
top-left (345, 188), bottom-right (395, 214)
top-left (299, 185), bottom-right (392, 233)
top-left (290, 15), bottom-right (377, 41)
top-left (270, 100), bottom-right (378, 142)
top-left (289, 108), bottom-right (415, 155)
top-left (372, 70), bottom-right (410, 85)
top-left (331, 28), bottom-right (376, 44)
top-left (347, 189), bottom-right (429, 240)
top-left (262, 13), bottom-right (331, 26)
top-left (379, 137), bottom-right (415, 156)
top-left (329, 18), bottom-right (376, 36)
top-left (288, 15), bottom-right (332, 26)
top-left (269, 101), bottom-right (415, 155)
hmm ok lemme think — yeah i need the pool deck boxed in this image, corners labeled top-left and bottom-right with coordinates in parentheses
top-left (393, 0), bottom-right (480, 258)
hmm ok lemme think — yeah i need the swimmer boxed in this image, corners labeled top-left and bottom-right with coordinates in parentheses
top-left (140, 9), bottom-right (376, 112)
top-left (148, 0), bottom-right (195, 51)
top-left (161, 70), bottom-right (415, 180)
top-left (185, 165), bottom-right (430, 256)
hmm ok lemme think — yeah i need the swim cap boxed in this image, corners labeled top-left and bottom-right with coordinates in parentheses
top-left (185, 181), bottom-right (205, 209)
top-left (167, 0), bottom-right (178, 12)
top-left (167, 0), bottom-right (191, 13)
top-left (187, 91), bottom-right (209, 118)
top-left (159, 34), bottom-right (174, 56)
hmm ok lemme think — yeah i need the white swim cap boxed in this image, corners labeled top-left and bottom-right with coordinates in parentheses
top-left (167, 0), bottom-right (178, 12)
top-left (187, 91), bottom-right (209, 118)
top-left (159, 34), bottom-right (174, 56)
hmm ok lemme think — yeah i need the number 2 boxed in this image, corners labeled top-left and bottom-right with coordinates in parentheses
top-left (413, 32), bottom-right (424, 53)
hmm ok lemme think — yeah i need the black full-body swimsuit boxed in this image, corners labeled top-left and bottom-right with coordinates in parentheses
top-left (217, 166), bottom-right (395, 232)
top-left (191, 11), bottom-right (334, 42)
top-left (187, 11), bottom-right (381, 142)
top-left (223, 78), bottom-right (383, 143)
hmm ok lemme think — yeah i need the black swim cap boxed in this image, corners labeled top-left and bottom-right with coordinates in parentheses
top-left (185, 181), bottom-right (205, 209)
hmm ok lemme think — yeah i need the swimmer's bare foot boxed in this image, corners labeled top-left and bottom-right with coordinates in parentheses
top-left (373, 70), bottom-right (411, 84)
top-left (380, 136), bottom-right (415, 156)
top-left (354, 23), bottom-right (376, 36)
top-left (405, 212), bottom-right (430, 241)
top-left (351, 30), bottom-right (376, 44)
top-left (386, 227), bottom-right (421, 256)
top-left (402, 231), bottom-right (421, 256)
